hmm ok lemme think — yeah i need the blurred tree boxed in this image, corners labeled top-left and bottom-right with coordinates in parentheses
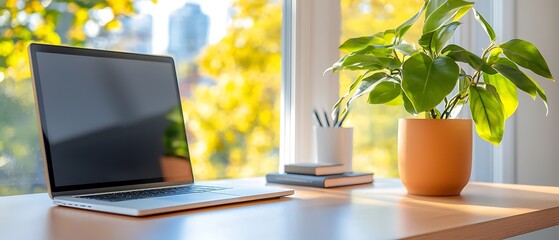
top-left (340, 0), bottom-right (424, 177)
top-left (186, 0), bottom-right (282, 179)
top-left (0, 0), bottom-right (136, 195)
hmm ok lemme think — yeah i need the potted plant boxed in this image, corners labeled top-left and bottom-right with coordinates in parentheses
top-left (326, 0), bottom-right (554, 195)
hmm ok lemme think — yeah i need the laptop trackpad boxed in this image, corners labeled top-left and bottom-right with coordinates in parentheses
top-left (159, 192), bottom-right (237, 203)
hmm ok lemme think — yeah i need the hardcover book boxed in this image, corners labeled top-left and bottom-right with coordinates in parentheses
top-left (266, 172), bottom-right (374, 188)
top-left (284, 163), bottom-right (345, 176)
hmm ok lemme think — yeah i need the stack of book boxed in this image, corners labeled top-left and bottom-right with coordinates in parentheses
top-left (266, 163), bottom-right (374, 188)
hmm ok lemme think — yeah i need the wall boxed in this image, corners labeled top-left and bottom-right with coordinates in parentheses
top-left (512, 0), bottom-right (559, 239)
top-left (515, 0), bottom-right (559, 187)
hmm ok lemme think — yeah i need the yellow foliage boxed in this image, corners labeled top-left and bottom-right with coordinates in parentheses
top-left (105, 19), bottom-right (122, 31)
top-left (184, 0), bottom-right (282, 180)
top-left (107, 0), bottom-right (135, 16)
top-left (0, 41), bottom-right (15, 56)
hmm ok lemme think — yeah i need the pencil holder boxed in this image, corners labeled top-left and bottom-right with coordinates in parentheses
top-left (313, 126), bottom-right (353, 172)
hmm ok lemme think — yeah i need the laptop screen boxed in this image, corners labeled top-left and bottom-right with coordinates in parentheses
top-left (29, 44), bottom-right (194, 193)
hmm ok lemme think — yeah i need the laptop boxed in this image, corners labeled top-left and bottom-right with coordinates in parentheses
top-left (28, 43), bottom-right (293, 216)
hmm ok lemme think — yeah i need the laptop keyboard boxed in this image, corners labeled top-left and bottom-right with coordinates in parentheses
top-left (77, 185), bottom-right (231, 202)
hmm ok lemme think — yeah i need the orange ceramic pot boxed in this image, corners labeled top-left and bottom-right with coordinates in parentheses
top-left (398, 118), bottom-right (472, 196)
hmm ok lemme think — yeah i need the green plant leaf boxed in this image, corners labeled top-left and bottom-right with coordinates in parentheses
top-left (426, 0), bottom-right (446, 17)
top-left (423, 0), bottom-right (473, 33)
top-left (396, 1), bottom-right (427, 39)
top-left (402, 92), bottom-right (417, 115)
top-left (367, 82), bottom-right (401, 104)
top-left (402, 53), bottom-right (459, 112)
top-left (355, 45), bottom-right (392, 57)
top-left (486, 47), bottom-right (502, 65)
top-left (500, 39), bottom-right (554, 80)
top-left (346, 73), bottom-right (390, 107)
top-left (493, 58), bottom-right (547, 114)
top-left (458, 69), bottom-right (470, 96)
top-left (339, 36), bottom-right (377, 52)
top-left (393, 44), bottom-right (418, 56)
top-left (469, 86), bottom-right (505, 145)
top-left (483, 72), bottom-right (518, 120)
top-left (339, 30), bottom-right (395, 52)
top-left (418, 32), bottom-right (434, 50)
top-left (473, 9), bottom-right (496, 42)
top-left (492, 58), bottom-right (538, 98)
top-left (418, 22), bottom-right (460, 54)
top-left (326, 53), bottom-right (391, 73)
top-left (442, 44), bottom-right (497, 74)
top-left (385, 95), bottom-right (404, 106)
top-left (534, 81), bottom-right (549, 115)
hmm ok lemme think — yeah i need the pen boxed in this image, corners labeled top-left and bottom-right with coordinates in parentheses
top-left (312, 108), bottom-right (323, 127)
top-left (322, 109), bottom-right (330, 127)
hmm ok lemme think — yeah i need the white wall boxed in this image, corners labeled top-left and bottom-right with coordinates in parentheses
top-left (515, 0), bottom-right (559, 187)
top-left (510, 1), bottom-right (559, 239)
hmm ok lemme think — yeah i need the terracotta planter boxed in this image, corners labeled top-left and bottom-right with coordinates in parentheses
top-left (398, 118), bottom-right (472, 196)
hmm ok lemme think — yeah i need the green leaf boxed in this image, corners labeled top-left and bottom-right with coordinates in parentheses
top-left (402, 92), bottom-right (417, 115)
top-left (424, 0), bottom-right (474, 33)
top-left (396, 1), bottom-right (427, 39)
top-left (473, 9), bottom-right (496, 42)
top-left (418, 32), bottom-right (434, 50)
top-left (355, 45), bottom-right (393, 58)
top-left (402, 53), bottom-right (459, 112)
top-left (339, 36), bottom-right (377, 52)
top-left (367, 82), bottom-right (401, 104)
top-left (327, 53), bottom-right (390, 73)
top-left (393, 44), bottom-right (418, 56)
top-left (339, 30), bottom-right (395, 52)
top-left (469, 86), bottom-right (505, 145)
top-left (443, 44), bottom-right (497, 74)
top-left (426, 0), bottom-right (446, 17)
top-left (346, 73), bottom-right (389, 107)
top-left (385, 95), bottom-right (404, 106)
top-left (492, 58), bottom-right (538, 98)
top-left (483, 73), bottom-right (518, 120)
top-left (493, 58), bottom-right (548, 114)
top-left (458, 69), bottom-right (470, 96)
top-left (535, 81), bottom-right (549, 115)
top-left (419, 21), bottom-right (461, 53)
top-left (486, 47), bottom-right (502, 65)
top-left (434, 22), bottom-right (461, 52)
top-left (500, 39), bottom-right (554, 80)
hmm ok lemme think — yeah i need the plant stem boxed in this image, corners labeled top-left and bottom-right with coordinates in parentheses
top-left (429, 109), bottom-right (437, 119)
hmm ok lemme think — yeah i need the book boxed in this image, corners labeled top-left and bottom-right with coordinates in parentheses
top-left (284, 163), bottom-right (345, 176)
top-left (266, 172), bottom-right (374, 188)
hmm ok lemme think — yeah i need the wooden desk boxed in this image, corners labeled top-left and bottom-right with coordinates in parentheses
top-left (1, 178), bottom-right (558, 240)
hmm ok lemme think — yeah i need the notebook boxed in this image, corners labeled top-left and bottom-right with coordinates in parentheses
top-left (28, 43), bottom-right (293, 216)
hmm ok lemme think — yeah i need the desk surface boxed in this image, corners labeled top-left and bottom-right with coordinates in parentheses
top-left (1, 178), bottom-right (558, 240)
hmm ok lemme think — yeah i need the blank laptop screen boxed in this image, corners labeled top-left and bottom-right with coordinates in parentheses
top-left (30, 45), bottom-right (193, 192)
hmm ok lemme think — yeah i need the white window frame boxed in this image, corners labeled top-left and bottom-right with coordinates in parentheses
top-left (280, 0), bottom-right (341, 170)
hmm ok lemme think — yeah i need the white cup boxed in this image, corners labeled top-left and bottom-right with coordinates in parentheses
top-left (314, 126), bottom-right (353, 172)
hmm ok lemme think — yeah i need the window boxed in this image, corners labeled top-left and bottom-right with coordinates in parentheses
top-left (339, 0), bottom-right (424, 177)
top-left (0, 0), bottom-right (282, 196)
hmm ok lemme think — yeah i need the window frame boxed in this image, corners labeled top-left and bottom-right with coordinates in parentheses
top-left (280, 0), bottom-right (341, 169)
